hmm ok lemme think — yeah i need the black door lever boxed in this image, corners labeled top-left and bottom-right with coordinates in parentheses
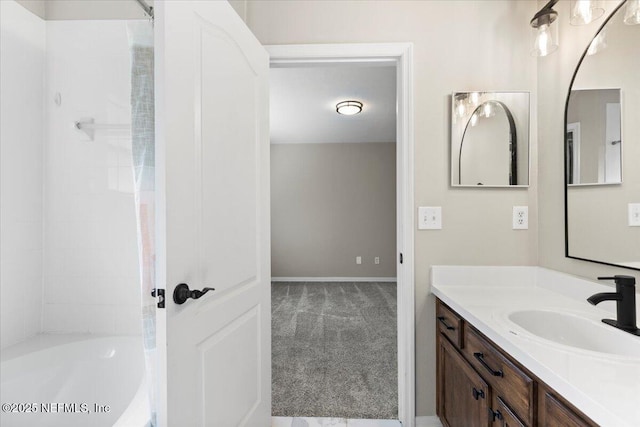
top-left (173, 283), bottom-right (215, 305)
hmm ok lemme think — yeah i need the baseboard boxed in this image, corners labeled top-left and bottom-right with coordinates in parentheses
top-left (271, 277), bottom-right (397, 283)
top-left (415, 416), bottom-right (442, 427)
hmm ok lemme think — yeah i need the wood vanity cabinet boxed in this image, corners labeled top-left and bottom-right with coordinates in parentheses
top-left (436, 298), bottom-right (597, 427)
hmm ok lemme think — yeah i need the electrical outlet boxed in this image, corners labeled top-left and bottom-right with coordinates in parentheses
top-left (513, 206), bottom-right (528, 230)
top-left (629, 203), bottom-right (640, 227)
top-left (356, 256), bottom-right (362, 265)
top-left (418, 206), bottom-right (442, 230)
top-left (374, 257), bottom-right (380, 265)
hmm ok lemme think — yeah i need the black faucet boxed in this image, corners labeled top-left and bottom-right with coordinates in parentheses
top-left (587, 275), bottom-right (640, 336)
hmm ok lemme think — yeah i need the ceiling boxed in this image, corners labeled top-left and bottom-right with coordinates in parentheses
top-left (270, 64), bottom-right (396, 144)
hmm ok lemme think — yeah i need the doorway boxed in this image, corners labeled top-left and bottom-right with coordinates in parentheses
top-left (267, 43), bottom-right (415, 426)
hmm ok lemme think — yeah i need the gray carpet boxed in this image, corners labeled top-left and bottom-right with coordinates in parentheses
top-left (271, 282), bottom-right (398, 419)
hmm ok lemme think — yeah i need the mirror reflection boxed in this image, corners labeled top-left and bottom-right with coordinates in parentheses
top-left (451, 91), bottom-right (530, 187)
top-left (566, 88), bottom-right (622, 185)
top-left (565, 1), bottom-right (640, 270)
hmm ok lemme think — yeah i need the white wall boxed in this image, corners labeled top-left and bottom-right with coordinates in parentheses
top-left (42, 20), bottom-right (142, 335)
top-left (246, 0), bottom-right (538, 415)
top-left (0, 1), bottom-right (46, 349)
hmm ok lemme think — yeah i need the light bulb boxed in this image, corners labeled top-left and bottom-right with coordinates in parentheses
top-left (469, 92), bottom-right (479, 105)
top-left (575, 1), bottom-right (592, 23)
top-left (532, 22), bottom-right (559, 57)
top-left (470, 113), bottom-right (479, 127)
top-left (456, 102), bottom-right (466, 117)
top-left (570, 0), bottom-right (604, 25)
top-left (587, 30), bottom-right (607, 55)
top-left (537, 24), bottom-right (550, 56)
top-left (483, 102), bottom-right (492, 118)
top-left (624, 0), bottom-right (640, 25)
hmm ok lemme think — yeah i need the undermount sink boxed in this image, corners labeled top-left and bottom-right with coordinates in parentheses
top-left (507, 310), bottom-right (640, 358)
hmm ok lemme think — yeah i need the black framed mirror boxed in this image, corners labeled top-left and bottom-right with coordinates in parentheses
top-left (451, 91), bottom-right (530, 187)
top-left (564, 0), bottom-right (640, 270)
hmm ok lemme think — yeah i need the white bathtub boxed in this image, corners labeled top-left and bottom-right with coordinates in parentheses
top-left (1, 334), bottom-right (150, 427)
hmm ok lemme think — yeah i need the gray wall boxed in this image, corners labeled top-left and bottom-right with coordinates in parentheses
top-left (247, 0), bottom-right (538, 415)
top-left (271, 143), bottom-right (397, 278)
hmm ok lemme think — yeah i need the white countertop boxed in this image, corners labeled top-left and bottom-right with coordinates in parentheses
top-left (431, 266), bottom-right (640, 427)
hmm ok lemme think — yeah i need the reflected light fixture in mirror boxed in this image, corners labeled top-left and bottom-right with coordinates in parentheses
top-left (625, 0), bottom-right (640, 25)
top-left (530, 0), bottom-right (559, 57)
top-left (586, 29), bottom-right (607, 55)
top-left (570, 0), bottom-right (605, 25)
top-left (336, 100), bottom-right (363, 115)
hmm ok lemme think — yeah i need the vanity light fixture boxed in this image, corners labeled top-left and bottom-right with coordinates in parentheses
top-left (624, 0), bottom-right (640, 25)
top-left (336, 100), bottom-right (363, 115)
top-left (570, 0), bottom-right (604, 25)
top-left (530, 0), bottom-right (560, 57)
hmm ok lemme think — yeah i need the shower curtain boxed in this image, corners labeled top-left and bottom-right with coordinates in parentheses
top-left (127, 21), bottom-right (156, 427)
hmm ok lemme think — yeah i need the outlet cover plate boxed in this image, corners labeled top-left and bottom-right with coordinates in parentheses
top-left (629, 203), bottom-right (640, 227)
top-left (513, 206), bottom-right (528, 230)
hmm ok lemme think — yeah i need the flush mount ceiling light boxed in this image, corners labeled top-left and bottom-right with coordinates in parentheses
top-left (530, 0), bottom-right (560, 57)
top-left (570, 0), bottom-right (605, 25)
top-left (336, 100), bottom-right (363, 115)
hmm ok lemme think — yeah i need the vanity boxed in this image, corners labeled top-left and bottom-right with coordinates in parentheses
top-left (431, 266), bottom-right (640, 427)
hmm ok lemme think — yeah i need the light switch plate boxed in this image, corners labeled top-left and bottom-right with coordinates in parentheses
top-left (629, 203), bottom-right (640, 227)
top-left (513, 206), bottom-right (528, 229)
top-left (419, 206), bottom-right (442, 230)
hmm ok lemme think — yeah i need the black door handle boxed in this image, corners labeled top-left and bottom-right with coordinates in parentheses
top-left (173, 283), bottom-right (215, 305)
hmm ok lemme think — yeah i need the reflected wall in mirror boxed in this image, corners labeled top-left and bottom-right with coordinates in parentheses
top-left (451, 91), bottom-right (530, 187)
top-left (565, 0), bottom-right (640, 270)
top-left (566, 88), bottom-right (622, 185)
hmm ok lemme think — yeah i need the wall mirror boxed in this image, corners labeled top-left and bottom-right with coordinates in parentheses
top-left (451, 91), bottom-right (530, 187)
top-left (565, 0), bottom-right (640, 270)
top-left (567, 88), bottom-right (622, 185)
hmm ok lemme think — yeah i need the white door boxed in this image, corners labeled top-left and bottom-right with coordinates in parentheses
top-left (155, 1), bottom-right (270, 426)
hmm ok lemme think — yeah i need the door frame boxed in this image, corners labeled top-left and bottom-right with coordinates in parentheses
top-left (266, 43), bottom-right (415, 426)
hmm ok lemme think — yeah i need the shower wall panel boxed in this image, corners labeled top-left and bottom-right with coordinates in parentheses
top-left (0, 1), bottom-right (46, 349)
top-left (42, 20), bottom-right (142, 335)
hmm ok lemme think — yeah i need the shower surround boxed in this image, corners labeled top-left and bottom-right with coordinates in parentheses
top-left (1, 8), bottom-right (142, 345)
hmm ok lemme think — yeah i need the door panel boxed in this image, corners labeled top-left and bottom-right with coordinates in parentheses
top-left (155, 1), bottom-right (270, 426)
top-left (438, 335), bottom-right (490, 427)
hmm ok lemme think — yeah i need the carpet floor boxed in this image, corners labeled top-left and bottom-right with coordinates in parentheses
top-left (271, 282), bottom-right (398, 419)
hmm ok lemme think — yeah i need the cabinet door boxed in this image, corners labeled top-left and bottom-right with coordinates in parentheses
top-left (493, 396), bottom-right (525, 427)
top-left (438, 335), bottom-right (491, 427)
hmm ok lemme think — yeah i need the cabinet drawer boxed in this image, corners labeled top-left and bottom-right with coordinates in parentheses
top-left (463, 326), bottom-right (535, 426)
top-left (436, 300), bottom-right (463, 348)
top-left (540, 391), bottom-right (597, 427)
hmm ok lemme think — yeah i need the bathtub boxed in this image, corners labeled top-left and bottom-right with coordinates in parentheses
top-left (1, 334), bottom-right (150, 427)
